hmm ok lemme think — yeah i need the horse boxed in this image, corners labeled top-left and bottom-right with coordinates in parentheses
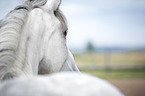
top-left (0, 0), bottom-right (125, 95)
top-left (0, 72), bottom-right (124, 96)
top-left (0, 0), bottom-right (79, 81)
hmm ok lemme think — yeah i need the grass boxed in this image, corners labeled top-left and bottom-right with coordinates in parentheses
top-left (73, 51), bottom-right (145, 79)
top-left (74, 51), bottom-right (145, 66)
top-left (80, 69), bottom-right (145, 79)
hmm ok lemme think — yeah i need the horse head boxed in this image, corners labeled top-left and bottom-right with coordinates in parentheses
top-left (0, 0), bottom-right (79, 81)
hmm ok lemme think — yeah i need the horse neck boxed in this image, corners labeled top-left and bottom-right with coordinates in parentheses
top-left (13, 8), bottom-right (48, 77)
top-left (0, 8), bottom-right (45, 80)
top-left (0, 0), bottom-right (50, 81)
top-left (0, 9), bottom-right (30, 80)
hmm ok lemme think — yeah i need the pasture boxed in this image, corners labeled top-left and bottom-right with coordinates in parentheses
top-left (73, 51), bottom-right (145, 96)
top-left (74, 51), bottom-right (145, 71)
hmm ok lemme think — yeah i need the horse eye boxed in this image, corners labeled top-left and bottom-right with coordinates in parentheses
top-left (64, 30), bottom-right (67, 36)
top-left (54, 11), bottom-right (56, 16)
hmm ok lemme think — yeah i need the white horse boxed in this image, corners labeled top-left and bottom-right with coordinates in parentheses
top-left (0, 0), bottom-right (79, 81)
top-left (0, 0), bottom-right (125, 95)
top-left (0, 72), bottom-right (124, 96)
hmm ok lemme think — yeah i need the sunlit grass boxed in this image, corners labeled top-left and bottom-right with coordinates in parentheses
top-left (73, 51), bottom-right (145, 79)
top-left (74, 51), bottom-right (145, 66)
top-left (111, 51), bottom-right (145, 64)
top-left (80, 69), bottom-right (145, 79)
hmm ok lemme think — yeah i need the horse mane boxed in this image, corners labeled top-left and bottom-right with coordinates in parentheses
top-left (0, 0), bottom-right (52, 81)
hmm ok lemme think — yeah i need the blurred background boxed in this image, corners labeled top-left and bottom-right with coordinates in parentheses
top-left (0, 0), bottom-right (145, 96)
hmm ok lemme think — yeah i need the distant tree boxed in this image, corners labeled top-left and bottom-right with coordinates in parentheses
top-left (86, 41), bottom-right (95, 52)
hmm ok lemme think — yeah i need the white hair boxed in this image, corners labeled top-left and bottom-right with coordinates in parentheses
top-left (0, 72), bottom-right (124, 96)
top-left (0, 0), bottom-right (68, 81)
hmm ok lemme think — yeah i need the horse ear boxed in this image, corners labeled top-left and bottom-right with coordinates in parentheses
top-left (23, 0), bottom-right (48, 8)
top-left (24, 0), bottom-right (42, 2)
top-left (44, 0), bottom-right (61, 10)
top-left (24, 0), bottom-right (34, 1)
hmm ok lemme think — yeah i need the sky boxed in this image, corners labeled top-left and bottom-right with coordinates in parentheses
top-left (0, 0), bottom-right (145, 50)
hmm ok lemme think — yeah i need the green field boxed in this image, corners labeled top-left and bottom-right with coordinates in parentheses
top-left (74, 51), bottom-right (145, 66)
top-left (73, 51), bottom-right (145, 79)
top-left (80, 69), bottom-right (145, 79)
